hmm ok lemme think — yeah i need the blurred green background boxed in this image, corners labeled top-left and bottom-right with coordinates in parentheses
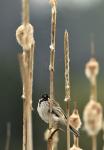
top-left (0, 0), bottom-right (104, 149)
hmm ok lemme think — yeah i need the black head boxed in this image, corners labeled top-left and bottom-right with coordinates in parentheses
top-left (41, 94), bottom-right (49, 100)
top-left (39, 94), bottom-right (49, 106)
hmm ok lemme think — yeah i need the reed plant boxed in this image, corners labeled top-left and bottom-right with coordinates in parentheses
top-left (16, 0), bottom-right (35, 149)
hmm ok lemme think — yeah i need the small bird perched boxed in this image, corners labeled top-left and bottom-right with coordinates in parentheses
top-left (37, 94), bottom-right (79, 137)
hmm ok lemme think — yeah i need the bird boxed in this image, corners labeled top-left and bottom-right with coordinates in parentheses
top-left (37, 94), bottom-right (79, 137)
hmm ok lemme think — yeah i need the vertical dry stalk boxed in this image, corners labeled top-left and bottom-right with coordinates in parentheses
top-left (22, 0), bottom-right (29, 25)
top-left (74, 135), bottom-right (79, 147)
top-left (92, 136), bottom-right (97, 150)
top-left (18, 43), bottom-right (34, 150)
top-left (48, 0), bottom-right (57, 150)
top-left (90, 34), bottom-right (95, 58)
top-left (16, 0), bottom-right (35, 150)
top-left (90, 38), bottom-right (97, 102)
top-left (88, 67), bottom-right (97, 150)
top-left (52, 132), bottom-right (58, 150)
top-left (84, 41), bottom-right (100, 150)
top-left (64, 30), bottom-right (70, 150)
top-left (52, 124), bottom-right (59, 150)
top-left (49, 0), bottom-right (57, 101)
top-left (102, 120), bottom-right (104, 150)
top-left (90, 81), bottom-right (97, 101)
top-left (47, 138), bottom-right (53, 150)
top-left (90, 41), bottom-right (97, 150)
top-left (73, 103), bottom-right (79, 148)
top-left (5, 122), bottom-right (11, 150)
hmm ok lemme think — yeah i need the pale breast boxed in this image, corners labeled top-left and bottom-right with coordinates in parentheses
top-left (37, 101), bottom-right (49, 123)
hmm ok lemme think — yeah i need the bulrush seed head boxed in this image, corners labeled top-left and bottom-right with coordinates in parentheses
top-left (85, 58), bottom-right (99, 83)
top-left (16, 23), bottom-right (34, 50)
top-left (70, 145), bottom-right (83, 150)
top-left (69, 109), bottom-right (82, 130)
top-left (83, 100), bottom-right (103, 136)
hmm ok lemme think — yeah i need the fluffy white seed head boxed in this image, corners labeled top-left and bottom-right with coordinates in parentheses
top-left (16, 23), bottom-right (34, 50)
top-left (83, 100), bottom-right (103, 136)
top-left (85, 58), bottom-right (99, 83)
top-left (70, 145), bottom-right (83, 150)
top-left (69, 109), bottom-right (82, 130)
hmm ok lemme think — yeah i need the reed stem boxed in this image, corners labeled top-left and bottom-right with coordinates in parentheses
top-left (18, 44), bottom-right (34, 150)
top-left (64, 30), bottom-right (70, 150)
top-left (92, 135), bottom-right (97, 150)
top-left (5, 123), bottom-right (11, 150)
top-left (16, 0), bottom-right (35, 150)
top-left (90, 40), bottom-right (98, 150)
top-left (48, 1), bottom-right (57, 150)
top-left (74, 136), bottom-right (79, 147)
top-left (49, 0), bottom-right (56, 101)
top-left (90, 81), bottom-right (97, 101)
top-left (103, 120), bottom-right (104, 150)
top-left (22, 0), bottom-right (29, 25)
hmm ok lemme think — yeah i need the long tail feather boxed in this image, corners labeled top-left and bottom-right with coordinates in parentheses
top-left (69, 125), bottom-right (80, 137)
